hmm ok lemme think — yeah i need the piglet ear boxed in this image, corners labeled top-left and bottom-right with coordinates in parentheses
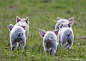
top-left (40, 29), bottom-right (46, 38)
top-left (57, 17), bottom-right (61, 20)
top-left (8, 24), bottom-right (13, 31)
top-left (26, 17), bottom-right (29, 24)
top-left (68, 22), bottom-right (72, 27)
top-left (16, 16), bottom-right (21, 22)
top-left (68, 17), bottom-right (74, 24)
top-left (53, 30), bottom-right (59, 36)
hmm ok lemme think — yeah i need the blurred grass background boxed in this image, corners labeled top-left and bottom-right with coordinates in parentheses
top-left (0, 0), bottom-right (86, 60)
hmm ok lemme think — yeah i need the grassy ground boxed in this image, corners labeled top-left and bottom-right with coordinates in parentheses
top-left (0, 0), bottom-right (86, 61)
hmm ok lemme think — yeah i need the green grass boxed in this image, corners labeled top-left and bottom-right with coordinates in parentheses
top-left (0, 0), bottom-right (86, 61)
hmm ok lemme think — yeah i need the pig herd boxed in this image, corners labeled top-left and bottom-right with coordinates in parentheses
top-left (8, 16), bottom-right (74, 55)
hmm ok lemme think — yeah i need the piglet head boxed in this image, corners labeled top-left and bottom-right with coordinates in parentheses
top-left (8, 24), bottom-right (13, 31)
top-left (16, 16), bottom-right (29, 24)
top-left (40, 29), bottom-right (46, 38)
top-left (59, 22), bottom-right (73, 28)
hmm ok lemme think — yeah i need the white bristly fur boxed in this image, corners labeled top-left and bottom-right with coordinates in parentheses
top-left (58, 23), bottom-right (74, 49)
top-left (40, 30), bottom-right (58, 55)
top-left (8, 24), bottom-right (26, 51)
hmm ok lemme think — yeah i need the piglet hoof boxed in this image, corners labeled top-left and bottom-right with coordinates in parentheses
top-left (51, 53), bottom-right (55, 56)
top-left (45, 49), bottom-right (49, 52)
top-left (12, 47), bottom-right (15, 51)
top-left (22, 46), bottom-right (24, 50)
top-left (51, 51), bottom-right (55, 56)
top-left (68, 47), bottom-right (71, 50)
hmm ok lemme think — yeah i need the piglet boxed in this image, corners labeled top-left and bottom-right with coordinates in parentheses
top-left (54, 17), bottom-right (74, 29)
top-left (8, 24), bottom-right (26, 51)
top-left (58, 21), bottom-right (74, 49)
top-left (40, 29), bottom-right (58, 55)
top-left (15, 16), bottom-right (29, 37)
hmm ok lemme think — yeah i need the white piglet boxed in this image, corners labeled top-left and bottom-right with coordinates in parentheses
top-left (40, 29), bottom-right (58, 55)
top-left (8, 24), bottom-right (26, 51)
top-left (54, 17), bottom-right (74, 29)
top-left (15, 16), bottom-right (29, 37)
top-left (58, 21), bottom-right (74, 49)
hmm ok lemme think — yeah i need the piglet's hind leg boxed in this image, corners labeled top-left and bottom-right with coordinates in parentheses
top-left (11, 43), bottom-right (16, 51)
top-left (51, 47), bottom-right (56, 55)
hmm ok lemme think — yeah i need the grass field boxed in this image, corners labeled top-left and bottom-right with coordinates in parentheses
top-left (0, 0), bottom-right (86, 61)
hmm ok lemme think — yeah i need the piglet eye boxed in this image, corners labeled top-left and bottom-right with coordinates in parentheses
top-left (21, 26), bottom-right (25, 30)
